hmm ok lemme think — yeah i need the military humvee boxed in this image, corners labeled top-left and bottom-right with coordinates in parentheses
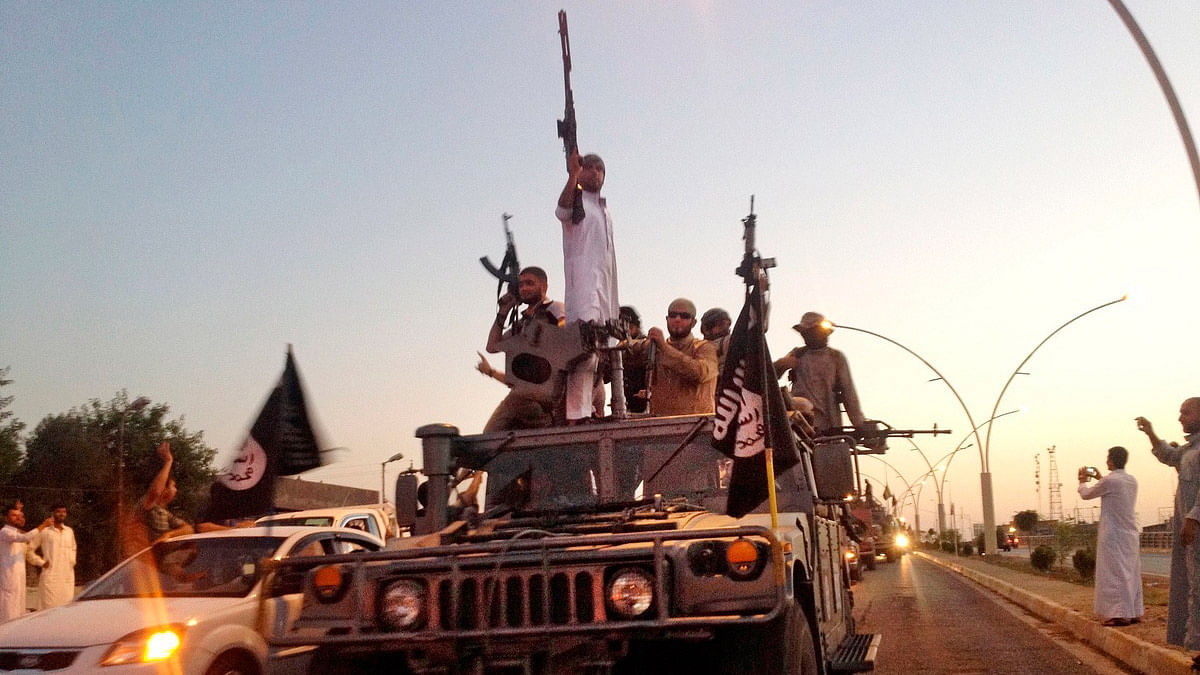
top-left (263, 414), bottom-right (880, 674)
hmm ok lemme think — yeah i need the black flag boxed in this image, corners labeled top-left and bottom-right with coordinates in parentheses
top-left (206, 346), bottom-right (323, 521)
top-left (711, 287), bottom-right (800, 518)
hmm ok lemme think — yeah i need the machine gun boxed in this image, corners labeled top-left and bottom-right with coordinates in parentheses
top-left (479, 213), bottom-right (521, 326)
top-left (556, 10), bottom-right (585, 224)
top-left (830, 420), bottom-right (950, 455)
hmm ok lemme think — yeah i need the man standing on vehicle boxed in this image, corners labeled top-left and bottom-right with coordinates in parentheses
top-left (481, 266), bottom-right (565, 432)
top-left (634, 298), bottom-right (718, 416)
top-left (1077, 447), bottom-right (1143, 626)
top-left (0, 506), bottom-right (51, 621)
top-left (1139, 397), bottom-right (1200, 654)
top-left (556, 151), bottom-right (618, 424)
top-left (700, 307), bottom-right (732, 371)
top-left (28, 504), bottom-right (77, 610)
top-left (773, 312), bottom-right (880, 448)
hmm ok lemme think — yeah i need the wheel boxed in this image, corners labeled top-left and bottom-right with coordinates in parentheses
top-left (715, 604), bottom-right (818, 675)
top-left (885, 550), bottom-right (898, 563)
top-left (864, 554), bottom-right (876, 571)
top-left (850, 563), bottom-right (862, 582)
top-left (205, 652), bottom-right (259, 675)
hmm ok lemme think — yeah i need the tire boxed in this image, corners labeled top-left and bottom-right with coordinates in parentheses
top-left (864, 554), bottom-right (876, 571)
top-left (205, 652), bottom-right (259, 675)
top-left (715, 604), bottom-right (819, 675)
top-left (885, 550), bottom-right (898, 563)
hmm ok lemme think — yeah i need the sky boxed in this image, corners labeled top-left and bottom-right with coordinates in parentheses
top-left (3, 1), bottom-right (1198, 534)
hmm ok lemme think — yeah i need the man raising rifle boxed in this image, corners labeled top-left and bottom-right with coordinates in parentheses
top-left (556, 151), bottom-right (618, 424)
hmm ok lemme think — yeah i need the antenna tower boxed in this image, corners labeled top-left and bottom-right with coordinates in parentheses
top-left (1046, 445), bottom-right (1063, 521)
top-left (1034, 453), bottom-right (1041, 516)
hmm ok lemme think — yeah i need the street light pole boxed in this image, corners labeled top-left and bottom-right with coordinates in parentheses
top-left (116, 396), bottom-right (150, 548)
top-left (979, 296), bottom-right (1126, 554)
top-left (380, 451), bottom-right (406, 504)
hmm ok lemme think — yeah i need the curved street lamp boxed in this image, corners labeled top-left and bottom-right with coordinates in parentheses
top-left (977, 297), bottom-right (1125, 553)
top-left (380, 451), bottom-right (406, 504)
top-left (834, 296), bottom-right (1124, 555)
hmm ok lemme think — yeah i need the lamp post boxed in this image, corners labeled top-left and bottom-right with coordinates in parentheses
top-left (116, 396), bottom-right (151, 547)
top-left (835, 297), bottom-right (1124, 555)
top-left (978, 297), bottom-right (1126, 554)
top-left (380, 451), bottom-right (406, 504)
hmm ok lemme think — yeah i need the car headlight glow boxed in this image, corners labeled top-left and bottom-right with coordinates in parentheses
top-left (894, 533), bottom-right (910, 548)
top-left (380, 579), bottom-right (427, 630)
top-left (606, 567), bottom-right (654, 618)
top-left (101, 626), bottom-right (183, 666)
top-left (844, 549), bottom-right (857, 562)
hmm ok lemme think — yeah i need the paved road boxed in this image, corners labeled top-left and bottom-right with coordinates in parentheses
top-left (853, 554), bottom-right (1133, 674)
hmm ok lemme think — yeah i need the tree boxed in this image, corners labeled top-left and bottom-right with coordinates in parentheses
top-left (17, 392), bottom-right (217, 580)
top-left (0, 367), bottom-right (25, 483)
top-left (1013, 509), bottom-right (1039, 533)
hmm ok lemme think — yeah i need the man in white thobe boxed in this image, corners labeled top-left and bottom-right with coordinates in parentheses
top-left (1077, 446), bottom-right (1144, 625)
top-left (555, 150), bottom-right (618, 423)
top-left (0, 506), bottom-right (51, 622)
top-left (27, 505), bottom-right (77, 610)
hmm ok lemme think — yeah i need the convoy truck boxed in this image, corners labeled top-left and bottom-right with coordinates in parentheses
top-left (263, 416), bottom-right (881, 674)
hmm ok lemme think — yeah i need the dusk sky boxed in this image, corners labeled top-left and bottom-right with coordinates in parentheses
top-left (3, 2), bottom-right (1198, 533)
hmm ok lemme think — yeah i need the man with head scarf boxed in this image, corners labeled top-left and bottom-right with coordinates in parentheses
top-left (773, 312), bottom-right (872, 439)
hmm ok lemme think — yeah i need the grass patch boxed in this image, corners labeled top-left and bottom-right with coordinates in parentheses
top-left (977, 551), bottom-right (1168, 606)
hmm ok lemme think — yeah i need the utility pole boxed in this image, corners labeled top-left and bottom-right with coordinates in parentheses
top-left (1047, 446), bottom-right (1063, 522)
top-left (1034, 452), bottom-right (1041, 516)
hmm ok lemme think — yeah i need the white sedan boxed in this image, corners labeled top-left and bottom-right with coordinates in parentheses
top-left (0, 526), bottom-right (380, 674)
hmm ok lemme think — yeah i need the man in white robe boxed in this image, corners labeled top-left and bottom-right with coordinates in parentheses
top-left (0, 506), bottom-right (51, 622)
top-left (1077, 446), bottom-right (1144, 625)
top-left (27, 504), bottom-right (77, 609)
top-left (555, 151), bottom-right (618, 423)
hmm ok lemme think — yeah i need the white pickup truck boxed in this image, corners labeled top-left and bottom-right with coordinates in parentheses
top-left (256, 503), bottom-right (400, 542)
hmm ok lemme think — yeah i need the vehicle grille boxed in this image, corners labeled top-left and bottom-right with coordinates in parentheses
top-left (0, 650), bottom-right (80, 671)
top-left (432, 569), bottom-right (601, 630)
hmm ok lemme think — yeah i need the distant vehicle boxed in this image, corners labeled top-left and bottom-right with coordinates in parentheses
top-left (845, 541), bottom-right (863, 582)
top-left (1001, 533), bottom-right (1020, 551)
top-left (0, 526), bottom-right (381, 675)
top-left (256, 503), bottom-right (399, 541)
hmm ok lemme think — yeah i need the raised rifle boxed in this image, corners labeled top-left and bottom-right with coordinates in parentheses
top-left (556, 10), bottom-right (585, 224)
top-left (479, 213), bottom-right (521, 325)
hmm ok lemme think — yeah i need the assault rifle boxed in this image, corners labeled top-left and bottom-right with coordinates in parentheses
top-left (479, 213), bottom-right (521, 325)
top-left (556, 10), bottom-right (585, 224)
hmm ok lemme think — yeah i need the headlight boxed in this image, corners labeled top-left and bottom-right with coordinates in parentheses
top-left (101, 626), bottom-right (184, 666)
top-left (844, 549), bottom-right (858, 562)
top-left (606, 567), bottom-right (654, 618)
top-left (894, 533), bottom-right (910, 548)
top-left (380, 579), bottom-right (427, 630)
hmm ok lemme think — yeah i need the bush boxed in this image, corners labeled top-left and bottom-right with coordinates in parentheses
top-left (1030, 545), bottom-right (1055, 572)
top-left (959, 542), bottom-right (974, 556)
top-left (941, 540), bottom-right (955, 553)
top-left (1073, 548), bottom-right (1096, 580)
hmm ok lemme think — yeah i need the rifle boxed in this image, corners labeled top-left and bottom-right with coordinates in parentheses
top-left (831, 420), bottom-right (951, 454)
top-left (479, 213), bottom-right (521, 325)
top-left (556, 10), bottom-right (585, 224)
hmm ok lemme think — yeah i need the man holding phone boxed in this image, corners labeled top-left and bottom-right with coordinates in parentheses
top-left (1078, 446), bottom-right (1143, 627)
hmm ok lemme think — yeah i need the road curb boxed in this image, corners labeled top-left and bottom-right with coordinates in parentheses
top-left (914, 551), bottom-right (1192, 675)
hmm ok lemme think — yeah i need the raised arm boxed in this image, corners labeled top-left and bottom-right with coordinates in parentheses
top-left (558, 150), bottom-right (583, 211)
top-left (141, 441), bottom-right (173, 510)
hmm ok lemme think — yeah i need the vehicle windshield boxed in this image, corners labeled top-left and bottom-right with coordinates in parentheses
top-left (260, 516), bottom-right (334, 527)
top-left (80, 536), bottom-right (285, 599)
top-left (482, 431), bottom-right (809, 514)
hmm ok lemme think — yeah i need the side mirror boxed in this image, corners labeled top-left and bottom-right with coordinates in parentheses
top-left (394, 473), bottom-right (419, 531)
